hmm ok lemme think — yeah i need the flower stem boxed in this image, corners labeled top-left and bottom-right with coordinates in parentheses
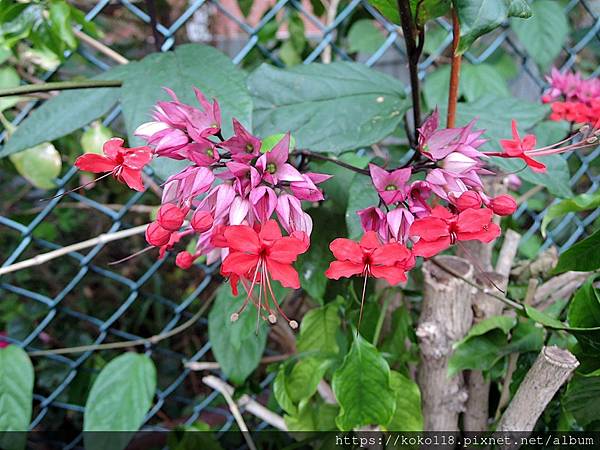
top-left (292, 149), bottom-right (370, 175)
top-left (397, 0), bottom-right (423, 135)
top-left (372, 291), bottom-right (392, 346)
top-left (447, 8), bottom-right (462, 128)
top-left (0, 80), bottom-right (123, 98)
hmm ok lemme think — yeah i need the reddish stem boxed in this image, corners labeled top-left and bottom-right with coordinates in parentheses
top-left (447, 9), bottom-right (462, 128)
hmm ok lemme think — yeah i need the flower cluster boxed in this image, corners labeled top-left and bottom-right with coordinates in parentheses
top-left (542, 68), bottom-right (600, 125)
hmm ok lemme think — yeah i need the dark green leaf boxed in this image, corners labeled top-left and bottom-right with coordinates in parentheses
top-left (512, 1), bottom-right (569, 69)
top-left (456, 0), bottom-right (531, 53)
top-left (564, 373), bottom-right (600, 427)
top-left (208, 284), bottom-right (272, 384)
top-left (249, 62), bottom-right (409, 154)
top-left (385, 371), bottom-right (423, 431)
top-left (49, 0), bottom-right (77, 50)
top-left (120, 44), bottom-right (252, 180)
top-left (0, 66), bottom-right (126, 157)
top-left (296, 301), bottom-right (341, 356)
top-left (332, 333), bottom-right (395, 430)
top-left (449, 329), bottom-right (509, 376)
top-left (286, 357), bottom-right (330, 404)
top-left (0, 345), bottom-right (33, 450)
top-left (84, 353), bottom-right (156, 450)
top-left (367, 0), bottom-right (400, 24)
top-left (542, 192), bottom-right (600, 237)
top-left (554, 230), bottom-right (600, 274)
top-left (567, 276), bottom-right (600, 351)
top-left (348, 20), bottom-right (386, 54)
top-left (454, 315), bottom-right (517, 347)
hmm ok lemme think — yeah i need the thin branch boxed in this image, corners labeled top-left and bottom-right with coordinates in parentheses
top-left (292, 149), bottom-right (370, 175)
top-left (0, 224), bottom-right (149, 276)
top-left (446, 9), bottom-right (462, 128)
top-left (184, 353), bottom-right (292, 371)
top-left (0, 80), bottom-right (122, 98)
top-left (28, 294), bottom-right (214, 356)
top-left (430, 257), bottom-right (525, 311)
top-left (73, 28), bottom-right (129, 65)
top-left (397, 0), bottom-right (422, 134)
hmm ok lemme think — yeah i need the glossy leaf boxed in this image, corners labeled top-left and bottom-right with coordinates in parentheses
top-left (296, 301), bottom-right (341, 356)
top-left (385, 371), bottom-right (423, 431)
top-left (9, 142), bottom-right (62, 189)
top-left (208, 284), bottom-right (272, 384)
top-left (512, 1), bottom-right (569, 69)
top-left (0, 65), bottom-right (127, 158)
top-left (332, 333), bottom-right (395, 430)
top-left (456, 0), bottom-right (532, 53)
top-left (541, 192), bottom-right (600, 237)
top-left (84, 353), bottom-right (156, 450)
top-left (249, 62), bottom-right (409, 154)
top-left (0, 345), bottom-right (34, 450)
top-left (554, 230), bottom-right (600, 274)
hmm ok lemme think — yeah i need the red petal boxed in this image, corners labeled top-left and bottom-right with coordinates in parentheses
top-left (412, 236), bottom-right (451, 258)
top-left (222, 252), bottom-right (258, 276)
top-left (103, 138), bottom-right (125, 159)
top-left (324, 261), bottom-right (364, 280)
top-left (360, 231), bottom-right (381, 250)
top-left (269, 237), bottom-right (308, 264)
top-left (224, 225), bottom-right (260, 253)
top-left (523, 155), bottom-right (547, 173)
top-left (119, 167), bottom-right (145, 191)
top-left (370, 265), bottom-right (407, 285)
top-left (458, 222), bottom-right (501, 243)
top-left (409, 217), bottom-right (449, 241)
top-left (329, 238), bottom-right (363, 263)
top-left (457, 208), bottom-right (493, 233)
top-left (266, 259), bottom-right (300, 289)
top-left (259, 220), bottom-right (282, 242)
top-left (75, 154), bottom-right (116, 173)
top-left (124, 147), bottom-right (153, 169)
top-left (371, 242), bottom-right (411, 266)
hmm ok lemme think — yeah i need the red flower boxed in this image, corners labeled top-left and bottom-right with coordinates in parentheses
top-left (75, 138), bottom-right (152, 191)
top-left (325, 231), bottom-right (414, 285)
top-left (496, 120), bottom-right (546, 173)
top-left (490, 194), bottom-right (517, 216)
top-left (410, 206), bottom-right (500, 258)
top-left (217, 220), bottom-right (309, 328)
top-left (157, 203), bottom-right (187, 231)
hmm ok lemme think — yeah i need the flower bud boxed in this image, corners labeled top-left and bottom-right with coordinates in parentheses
top-left (191, 210), bottom-right (214, 233)
top-left (145, 222), bottom-right (172, 247)
top-left (506, 174), bottom-right (522, 191)
top-left (454, 191), bottom-right (482, 211)
top-left (175, 251), bottom-right (195, 269)
top-left (157, 203), bottom-right (186, 231)
top-left (490, 195), bottom-right (517, 216)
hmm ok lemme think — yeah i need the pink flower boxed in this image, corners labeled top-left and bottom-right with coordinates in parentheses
top-left (407, 181), bottom-right (432, 218)
top-left (256, 133), bottom-right (304, 184)
top-left (222, 119), bottom-right (262, 162)
top-left (229, 196), bottom-right (251, 225)
top-left (162, 166), bottom-right (215, 206)
top-left (368, 164), bottom-right (411, 205)
top-left (187, 139), bottom-right (220, 167)
top-left (191, 210), bottom-right (213, 233)
top-left (225, 161), bottom-right (261, 197)
top-left (249, 186), bottom-right (277, 223)
top-left (276, 194), bottom-right (313, 236)
top-left (357, 206), bottom-right (388, 241)
top-left (387, 207), bottom-right (414, 244)
top-left (289, 172), bottom-right (331, 201)
top-left (196, 184), bottom-right (236, 221)
top-left (451, 191), bottom-right (482, 211)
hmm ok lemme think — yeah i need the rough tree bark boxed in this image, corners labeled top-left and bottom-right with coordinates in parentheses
top-left (463, 230), bottom-right (521, 431)
top-left (417, 256), bottom-right (474, 431)
top-left (497, 346), bottom-right (579, 431)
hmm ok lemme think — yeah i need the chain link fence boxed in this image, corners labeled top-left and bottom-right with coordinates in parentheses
top-left (0, 0), bottom-right (599, 446)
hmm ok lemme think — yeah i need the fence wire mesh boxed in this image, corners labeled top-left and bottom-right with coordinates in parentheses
top-left (0, 0), bottom-right (599, 446)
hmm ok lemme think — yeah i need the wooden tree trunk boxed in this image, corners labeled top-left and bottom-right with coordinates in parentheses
top-left (417, 256), bottom-right (474, 431)
top-left (497, 346), bottom-right (579, 431)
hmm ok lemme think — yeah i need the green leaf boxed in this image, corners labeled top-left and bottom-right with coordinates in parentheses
top-left (84, 353), bottom-right (156, 450)
top-left (49, 0), bottom-right (77, 50)
top-left (249, 62), bottom-right (409, 154)
top-left (454, 315), bottom-right (517, 348)
top-left (286, 357), bottom-right (330, 404)
top-left (456, 0), bottom-right (532, 53)
top-left (348, 20), bottom-right (386, 54)
top-left (0, 65), bottom-right (127, 158)
top-left (120, 44), bottom-right (252, 180)
top-left (0, 66), bottom-right (21, 112)
top-left (332, 333), bottom-right (395, 430)
top-left (345, 173), bottom-right (378, 239)
top-left (296, 301), bottom-right (341, 356)
top-left (564, 373), bottom-right (600, 427)
top-left (524, 304), bottom-right (568, 330)
top-left (367, 0), bottom-right (400, 24)
top-left (261, 133), bottom-right (296, 153)
top-left (423, 64), bottom-right (509, 108)
top-left (208, 284), bottom-right (271, 384)
top-left (0, 345), bottom-right (33, 450)
top-left (284, 398), bottom-right (339, 432)
top-left (9, 142), bottom-right (61, 189)
top-left (567, 276), bottom-right (600, 351)
top-left (512, 1), bottom-right (569, 69)
top-left (554, 230), bottom-right (600, 274)
top-left (385, 371), bottom-right (423, 431)
top-left (541, 192), bottom-right (600, 237)
top-left (274, 364), bottom-right (297, 415)
top-left (80, 121), bottom-right (113, 154)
